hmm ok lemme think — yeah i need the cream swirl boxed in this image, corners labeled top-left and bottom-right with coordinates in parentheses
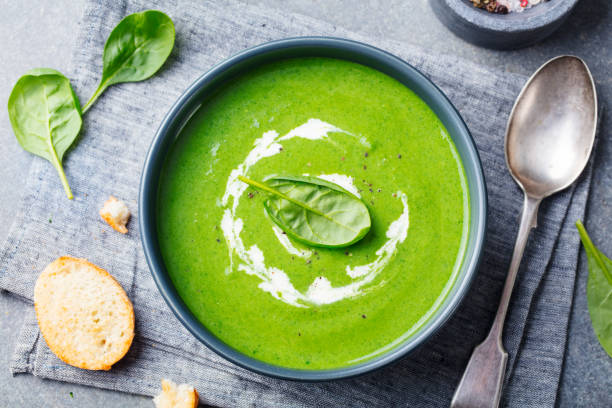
top-left (219, 119), bottom-right (409, 307)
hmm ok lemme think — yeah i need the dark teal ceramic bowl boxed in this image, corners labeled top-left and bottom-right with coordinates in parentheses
top-left (139, 37), bottom-right (487, 381)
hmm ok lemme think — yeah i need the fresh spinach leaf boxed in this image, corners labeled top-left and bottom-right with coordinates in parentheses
top-left (238, 175), bottom-right (371, 248)
top-left (8, 68), bottom-right (82, 199)
top-left (82, 10), bottom-right (175, 113)
top-left (7, 10), bottom-right (175, 198)
top-left (576, 220), bottom-right (612, 357)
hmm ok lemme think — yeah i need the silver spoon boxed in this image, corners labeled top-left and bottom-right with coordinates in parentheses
top-left (451, 56), bottom-right (597, 408)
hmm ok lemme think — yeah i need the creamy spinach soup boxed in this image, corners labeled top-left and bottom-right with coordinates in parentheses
top-left (158, 57), bottom-right (469, 369)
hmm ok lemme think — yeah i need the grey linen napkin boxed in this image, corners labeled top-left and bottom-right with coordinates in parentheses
top-left (0, 0), bottom-right (596, 406)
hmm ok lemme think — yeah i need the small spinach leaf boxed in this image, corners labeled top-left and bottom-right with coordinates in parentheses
top-left (576, 220), bottom-right (612, 357)
top-left (8, 68), bottom-right (82, 199)
top-left (82, 10), bottom-right (175, 112)
top-left (238, 175), bottom-right (371, 248)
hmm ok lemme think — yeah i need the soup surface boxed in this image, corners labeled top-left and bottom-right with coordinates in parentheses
top-left (158, 57), bottom-right (469, 369)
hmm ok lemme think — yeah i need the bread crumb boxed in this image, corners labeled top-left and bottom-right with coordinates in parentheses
top-left (153, 379), bottom-right (199, 408)
top-left (100, 196), bottom-right (130, 234)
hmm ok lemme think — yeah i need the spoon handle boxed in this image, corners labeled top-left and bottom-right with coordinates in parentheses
top-left (451, 194), bottom-right (541, 408)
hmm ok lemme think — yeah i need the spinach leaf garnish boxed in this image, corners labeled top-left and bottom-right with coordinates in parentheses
top-left (8, 69), bottom-right (82, 199)
top-left (238, 175), bottom-right (371, 248)
top-left (576, 220), bottom-right (612, 357)
top-left (82, 10), bottom-right (175, 113)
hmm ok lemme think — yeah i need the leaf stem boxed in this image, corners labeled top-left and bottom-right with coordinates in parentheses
top-left (237, 175), bottom-right (327, 218)
top-left (82, 82), bottom-right (107, 114)
top-left (56, 162), bottom-right (74, 200)
top-left (46, 141), bottom-right (73, 199)
top-left (576, 220), bottom-right (612, 285)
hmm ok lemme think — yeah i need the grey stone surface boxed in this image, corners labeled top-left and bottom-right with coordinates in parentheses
top-left (0, 0), bottom-right (609, 406)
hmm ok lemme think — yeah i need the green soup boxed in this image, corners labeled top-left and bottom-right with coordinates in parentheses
top-left (158, 57), bottom-right (469, 369)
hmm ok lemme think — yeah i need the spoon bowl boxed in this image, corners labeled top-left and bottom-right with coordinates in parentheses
top-left (505, 56), bottom-right (597, 199)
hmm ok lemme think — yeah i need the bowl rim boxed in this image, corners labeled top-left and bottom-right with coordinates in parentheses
top-left (139, 36), bottom-right (488, 381)
top-left (445, 0), bottom-right (580, 32)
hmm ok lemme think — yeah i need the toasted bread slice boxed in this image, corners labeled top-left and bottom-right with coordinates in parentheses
top-left (100, 196), bottom-right (130, 234)
top-left (153, 379), bottom-right (199, 408)
top-left (34, 256), bottom-right (135, 370)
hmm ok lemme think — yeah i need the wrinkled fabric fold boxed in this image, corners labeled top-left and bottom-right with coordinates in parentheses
top-left (0, 0), bottom-right (596, 406)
